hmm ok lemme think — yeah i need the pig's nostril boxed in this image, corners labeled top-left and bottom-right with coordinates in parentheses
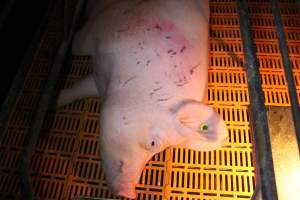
top-left (151, 141), bottom-right (155, 146)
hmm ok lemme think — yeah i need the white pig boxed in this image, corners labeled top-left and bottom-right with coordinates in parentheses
top-left (58, 0), bottom-right (228, 198)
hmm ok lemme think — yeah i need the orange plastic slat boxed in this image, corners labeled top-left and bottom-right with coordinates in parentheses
top-left (1, 1), bottom-right (300, 200)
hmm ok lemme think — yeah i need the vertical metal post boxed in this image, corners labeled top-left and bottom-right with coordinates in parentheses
top-left (19, 0), bottom-right (85, 199)
top-left (271, 0), bottom-right (300, 152)
top-left (236, 1), bottom-right (278, 200)
top-left (0, 2), bottom-right (55, 144)
top-left (0, 0), bottom-right (16, 31)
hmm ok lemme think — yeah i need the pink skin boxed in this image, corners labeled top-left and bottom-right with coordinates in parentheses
top-left (115, 14), bottom-right (195, 86)
top-left (58, 0), bottom-right (226, 198)
top-left (99, 100), bottom-right (227, 198)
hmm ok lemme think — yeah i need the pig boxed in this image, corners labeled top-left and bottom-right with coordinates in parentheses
top-left (57, 0), bottom-right (228, 198)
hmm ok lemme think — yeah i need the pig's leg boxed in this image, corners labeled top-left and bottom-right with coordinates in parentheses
top-left (85, 0), bottom-right (118, 20)
top-left (57, 74), bottom-right (99, 107)
top-left (73, 0), bottom-right (120, 55)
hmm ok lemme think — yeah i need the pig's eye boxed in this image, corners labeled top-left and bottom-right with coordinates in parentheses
top-left (145, 138), bottom-right (161, 152)
top-left (198, 123), bottom-right (209, 133)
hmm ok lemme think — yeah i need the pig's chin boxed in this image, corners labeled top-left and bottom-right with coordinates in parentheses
top-left (110, 171), bottom-right (140, 199)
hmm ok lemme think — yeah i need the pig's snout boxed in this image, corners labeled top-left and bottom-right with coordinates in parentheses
top-left (108, 173), bottom-right (137, 199)
top-left (103, 158), bottom-right (139, 199)
top-left (115, 182), bottom-right (136, 198)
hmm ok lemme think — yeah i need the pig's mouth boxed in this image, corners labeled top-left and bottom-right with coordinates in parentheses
top-left (109, 164), bottom-right (142, 198)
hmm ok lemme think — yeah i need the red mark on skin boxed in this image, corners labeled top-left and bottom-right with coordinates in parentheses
top-left (131, 14), bottom-right (190, 48)
top-left (190, 63), bottom-right (201, 75)
top-left (180, 46), bottom-right (186, 53)
top-left (148, 17), bottom-right (175, 33)
top-left (155, 24), bottom-right (162, 30)
top-left (124, 13), bottom-right (196, 85)
top-left (136, 17), bottom-right (145, 25)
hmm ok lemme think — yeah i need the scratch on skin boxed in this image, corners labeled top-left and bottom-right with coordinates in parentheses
top-left (180, 46), bottom-right (186, 53)
top-left (167, 49), bottom-right (177, 56)
top-left (138, 42), bottom-right (144, 50)
top-left (119, 161), bottom-right (124, 173)
top-left (155, 24), bottom-right (162, 30)
top-left (190, 63), bottom-right (201, 75)
top-left (165, 36), bottom-right (172, 39)
top-left (154, 50), bottom-right (160, 57)
top-left (153, 86), bottom-right (162, 92)
top-left (157, 97), bottom-right (171, 102)
top-left (116, 25), bottom-right (130, 32)
top-left (150, 86), bottom-right (163, 99)
top-left (176, 83), bottom-right (187, 87)
top-left (123, 75), bottom-right (137, 87)
top-left (146, 60), bottom-right (151, 66)
top-left (150, 92), bottom-right (154, 98)
top-left (122, 116), bottom-right (129, 125)
top-left (174, 81), bottom-right (188, 87)
top-left (123, 9), bottom-right (130, 15)
top-left (174, 77), bottom-right (189, 87)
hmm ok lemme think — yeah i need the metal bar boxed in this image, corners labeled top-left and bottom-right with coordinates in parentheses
top-left (236, 1), bottom-right (278, 200)
top-left (0, 0), bottom-right (16, 31)
top-left (19, 0), bottom-right (85, 199)
top-left (0, 1), bottom-right (54, 144)
top-left (251, 184), bottom-right (262, 200)
top-left (75, 198), bottom-right (116, 200)
top-left (271, 0), bottom-right (300, 152)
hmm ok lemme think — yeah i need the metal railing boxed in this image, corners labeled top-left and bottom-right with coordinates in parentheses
top-left (237, 1), bottom-right (278, 200)
top-left (18, 0), bottom-right (85, 199)
top-left (0, 0), bottom-right (299, 199)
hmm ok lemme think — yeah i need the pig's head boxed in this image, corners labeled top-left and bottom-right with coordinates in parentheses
top-left (100, 100), bottom-right (228, 198)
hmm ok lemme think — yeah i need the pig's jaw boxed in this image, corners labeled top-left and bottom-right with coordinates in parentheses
top-left (107, 155), bottom-right (152, 199)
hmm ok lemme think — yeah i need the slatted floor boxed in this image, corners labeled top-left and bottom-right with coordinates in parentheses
top-left (0, 0), bottom-right (299, 199)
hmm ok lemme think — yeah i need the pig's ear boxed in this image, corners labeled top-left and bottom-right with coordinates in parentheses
top-left (172, 100), bottom-right (228, 151)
